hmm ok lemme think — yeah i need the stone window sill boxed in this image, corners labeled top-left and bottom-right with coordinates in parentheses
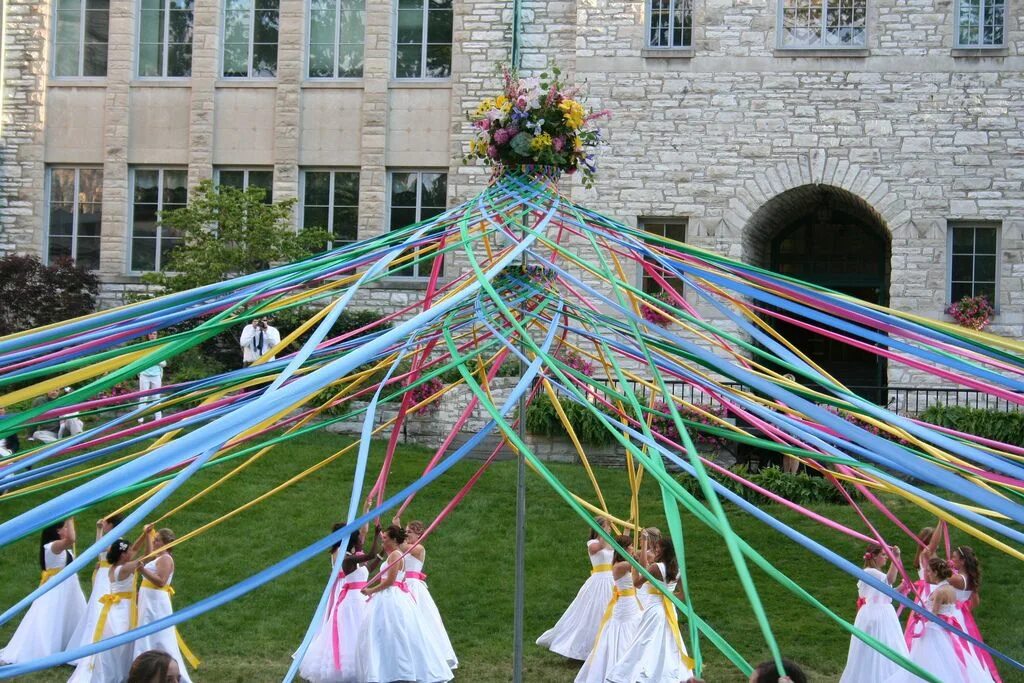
top-left (773, 48), bottom-right (870, 58)
top-left (388, 79), bottom-right (453, 90)
top-left (302, 80), bottom-right (365, 89)
top-left (951, 47), bottom-right (1009, 58)
top-left (131, 79), bottom-right (192, 88)
top-left (48, 79), bottom-right (108, 88)
top-left (215, 79), bottom-right (278, 88)
top-left (102, 274), bottom-right (145, 284)
top-left (641, 48), bottom-right (695, 59)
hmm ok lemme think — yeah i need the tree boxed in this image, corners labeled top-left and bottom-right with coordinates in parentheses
top-left (0, 255), bottom-right (99, 336)
top-left (142, 180), bottom-right (328, 293)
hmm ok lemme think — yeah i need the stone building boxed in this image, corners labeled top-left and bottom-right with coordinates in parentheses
top-left (0, 0), bottom-right (1021, 397)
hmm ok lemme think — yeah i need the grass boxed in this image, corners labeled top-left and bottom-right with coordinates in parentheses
top-left (2, 430), bottom-right (1022, 682)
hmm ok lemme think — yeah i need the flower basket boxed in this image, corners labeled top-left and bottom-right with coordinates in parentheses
top-left (946, 294), bottom-right (994, 331)
top-left (641, 291), bottom-right (676, 326)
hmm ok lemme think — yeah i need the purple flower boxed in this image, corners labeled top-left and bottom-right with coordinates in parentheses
top-left (487, 145), bottom-right (500, 159)
top-left (553, 136), bottom-right (565, 152)
top-left (494, 128), bottom-right (512, 145)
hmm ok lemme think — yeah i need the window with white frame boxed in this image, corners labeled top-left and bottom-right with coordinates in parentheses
top-left (53, 0), bottom-right (109, 77)
top-left (308, 0), bottom-right (365, 78)
top-left (222, 0), bottom-right (279, 78)
top-left (394, 0), bottom-right (452, 79)
top-left (130, 168), bottom-right (188, 272)
top-left (138, 0), bottom-right (194, 77)
top-left (388, 171), bottom-right (447, 277)
top-left (640, 219), bottom-right (686, 295)
top-left (949, 222), bottom-right (998, 304)
top-left (302, 170), bottom-right (359, 249)
top-left (956, 0), bottom-right (1005, 47)
top-left (215, 167), bottom-right (274, 202)
top-left (647, 0), bottom-right (693, 48)
top-left (779, 0), bottom-right (866, 49)
top-left (46, 167), bottom-right (103, 270)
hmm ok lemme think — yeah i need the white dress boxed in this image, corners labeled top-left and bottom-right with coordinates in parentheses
top-left (839, 567), bottom-right (910, 683)
top-left (950, 578), bottom-right (1001, 682)
top-left (405, 552), bottom-right (458, 669)
top-left (574, 568), bottom-right (643, 683)
top-left (68, 560), bottom-right (113, 665)
top-left (356, 559), bottom-right (453, 683)
top-left (606, 563), bottom-right (693, 683)
top-left (536, 540), bottom-right (616, 660)
top-left (131, 559), bottom-right (193, 683)
top-left (68, 566), bottom-right (136, 683)
top-left (298, 565), bottom-right (370, 683)
top-left (0, 542), bottom-right (87, 664)
top-left (885, 582), bottom-right (995, 683)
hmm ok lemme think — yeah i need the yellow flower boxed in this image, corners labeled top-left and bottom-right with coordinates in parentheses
top-left (530, 133), bottom-right (553, 151)
top-left (573, 135), bottom-right (583, 151)
top-left (559, 99), bottom-right (586, 129)
top-left (470, 136), bottom-right (489, 156)
top-left (473, 98), bottom-right (496, 117)
top-left (494, 95), bottom-right (512, 113)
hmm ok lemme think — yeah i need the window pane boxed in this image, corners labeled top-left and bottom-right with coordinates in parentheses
top-left (309, 43), bottom-right (335, 77)
top-left (333, 173), bottom-right (359, 205)
top-left (160, 237), bottom-right (182, 268)
top-left (132, 238), bottom-right (158, 271)
top-left (420, 172), bottom-right (447, 207)
top-left (76, 236), bottom-right (101, 270)
top-left (951, 254), bottom-right (973, 281)
top-left (974, 255), bottom-right (996, 282)
top-left (951, 227), bottom-right (973, 253)
top-left (133, 207), bottom-right (158, 237)
top-left (398, 0), bottom-right (423, 8)
top-left (337, 44), bottom-right (363, 77)
top-left (78, 204), bottom-right (102, 236)
top-left (223, 10), bottom-right (250, 44)
top-left (395, 44), bottom-right (422, 78)
top-left (49, 203), bottom-right (75, 236)
top-left (390, 207), bottom-right (417, 229)
top-left (254, 0), bottom-right (279, 9)
top-left (975, 227), bottom-right (996, 253)
top-left (309, 8), bottom-right (335, 44)
top-left (397, 9), bottom-right (423, 44)
top-left (304, 206), bottom-right (329, 231)
top-left (390, 173), bottom-right (417, 206)
top-left (83, 42), bottom-right (108, 76)
top-left (163, 170), bottom-right (188, 201)
top-left (134, 170), bottom-right (160, 202)
top-left (425, 45), bottom-right (450, 78)
top-left (426, 8), bottom-right (452, 44)
top-left (975, 282), bottom-right (995, 302)
top-left (56, 10), bottom-right (81, 43)
top-left (50, 169), bottom-right (77, 203)
top-left (304, 172), bottom-right (331, 204)
top-left (950, 281), bottom-right (972, 302)
top-left (218, 170), bottom-right (245, 188)
top-left (332, 206), bottom-right (358, 242)
top-left (252, 42), bottom-right (278, 77)
top-left (168, 9), bottom-right (193, 42)
top-left (167, 43), bottom-right (192, 77)
top-left (54, 43), bottom-right (80, 77)
top-left (139, 8), bottom-right (163, 43)
top-left (253, 9), bottom-right (279, 43)
top-left (223, 43), bottom-right (250, 77)
top-left (339, 9), bottom-right (364, 43)
top-left (138, 43), bottom-right (161, 77)
top-left (49, 236), bottom-right (74, 262)
top-left (79, 169), bottom-right (103, 201)
top-left (84, 9), bottom-right (109, 42)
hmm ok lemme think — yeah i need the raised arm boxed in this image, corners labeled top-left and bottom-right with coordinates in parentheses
top-left (139, 553), bottom-right (174, 588)
top-left (239, 324), bottom-right (255, 348)
top-left (886, 546), bottom-right (902, 585)
top-left (50, 518), bottom-right (76, 553)
top-left (362, 550), bottom-right (401, 596)
top-left (925, 520), bottom-right (944, 557)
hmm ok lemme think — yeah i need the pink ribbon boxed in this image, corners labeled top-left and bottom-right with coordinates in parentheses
top-left (937, 615), bottom-right (970, 668)
top-left (957, 601), bottom-right (1002, 683)
top-left (406, 571), bottom-right (427, 582)
top-left (856, 597), bottom-right (866, 611)
top-left (329, 578), bottom-right (368, 670)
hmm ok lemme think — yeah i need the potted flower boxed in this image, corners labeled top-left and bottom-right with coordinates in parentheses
top-left (641, 291), bottom-right (676, 326)
top-left (408, 376), bottom-right (444, 413)
top-left (946, 294), bottom-right (994, 331)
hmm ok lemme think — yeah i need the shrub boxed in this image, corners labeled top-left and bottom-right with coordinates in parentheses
top-left (649, 401), bottom-right (728, 449)
top-left (675, 464), bottom-right (859, 506)
top-left (920, 405), bottom-right (1024, 448)
top-left (525, 391), bottom-right (616, 446)
top-left (0, 255), bottom-right (99, 336)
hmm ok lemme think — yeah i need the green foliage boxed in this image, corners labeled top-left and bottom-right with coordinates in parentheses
top-left (439, 355), bottom-right (522, 384)
top-left (920, 405), bottom-right (1024, 447)
top-left (141, 180), bottom-right (328, 294)
top-left (166, 346), bottom-right (230, 383)
top-left (0, 255), bottom-right (99, 336)
top-left (676, 464), bottom-right (859, 506)
top-left (525, 391), bottom-right (616, 446)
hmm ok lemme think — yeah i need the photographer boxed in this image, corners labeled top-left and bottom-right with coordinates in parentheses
top-left (239, 317), bottom-right (281, 366)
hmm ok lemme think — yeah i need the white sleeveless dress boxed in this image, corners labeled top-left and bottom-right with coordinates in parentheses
top-left (405, 553), bottom-right (458, 669)
top-left (132, 558), bottom-right (193, 683)
top-left (356, 559), bottom-right (453, 683)
top-left (0, 542), bottom-right (87, 664)
top-left (839, 567), bottom-right (910, 683)
top-left (67, 560), bottom-right (113, 665)
top-left (574, 568), bottom-right (643, 683)
top-left (949, 578), bottom-right (1001, 681)
top-left (536, 540), bottom-right (616, 660)
top-left (607, 563), bottom-right (693, 683)
top-left (298, 564), bottom-right (370, 683)
top-left (68, 566), bottom-right (136, 683)
top-left (886, 582), bottom-right (995, 683)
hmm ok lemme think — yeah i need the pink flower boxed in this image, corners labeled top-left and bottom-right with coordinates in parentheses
top-left (494, 128), bottom-right (512, 145)
top-left (487, 145), bottom-right (499, 159)
top-left (474, 118), bottom-right (491, 131)
top-left (553, 136), bottom-right (565, 152)
top-left (516, 95), bottom-right (529, 109)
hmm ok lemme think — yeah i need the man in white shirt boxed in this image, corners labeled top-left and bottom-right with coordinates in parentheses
top-left (138, 331), bottom-right (167, 422)
top-left (239, 317), bottom-right (282, 366)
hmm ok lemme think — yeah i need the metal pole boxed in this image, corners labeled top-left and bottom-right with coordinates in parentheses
top-left (512, 252), bottom-right (527, 682)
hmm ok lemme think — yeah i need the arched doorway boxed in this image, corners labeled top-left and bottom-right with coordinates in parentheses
top-left (744, 185), bottom-right (891, 403)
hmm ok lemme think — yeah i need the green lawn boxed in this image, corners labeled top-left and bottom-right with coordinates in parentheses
top-left (2, 431), bottom-right (1022, 682)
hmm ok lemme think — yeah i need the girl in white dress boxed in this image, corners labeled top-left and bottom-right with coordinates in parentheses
top-left (949, 545), bottom-right (1001, 682)
top-left (131, 526), bottom-right (196, 682)
top-left (887, 557), bottom-right (995, 683)
top-left (839, 544), bottom-right (909, 683)
top-left (68, 516), bottom-right (123, 665)
top-left (399, 517), bottom-right (458, 669)
top-left (356, 524), bottom-right (453, 683)
top-left (536, 517), bottom-right (616, 660)
top-left (68, 537), bottom-right (140, 683)
top-left (607, 538), bottom-right (694, 683)
top-left (0, 518), bottom-right (86, 664)
top-left (575, 534), bottom-right (643, 683)
top-left (298, 522), bottom-right (381, 683)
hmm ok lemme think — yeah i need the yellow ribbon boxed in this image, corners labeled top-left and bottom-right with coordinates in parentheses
top-left (92, 591), bottom-right (136, 642)
top-left (39, 567), bottom-right (60, 585)
top-left (651, 585), bottom-right (696, 671)
top-left (592, 586), bottom-right (640, 649)
top-left (91, 559), bottom-right (110, 582)
top-left (138, 580), bottom-right (201, 669)
top-left (591, 563), bottom-right (613, 574)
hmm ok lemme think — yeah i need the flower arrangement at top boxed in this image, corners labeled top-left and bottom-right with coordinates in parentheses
top-left (555, 347), bottom-right (595, 377)
top-left (464, 66), bottom-right (611, 188)
top-left (946, 294), bottom-right (995, 331)
top-left (408, 376), bottom-right (444, 413)
top-left (640, 290), bottom-right (677, 326)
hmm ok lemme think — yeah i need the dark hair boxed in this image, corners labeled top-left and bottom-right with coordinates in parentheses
top-left (589, 516), bottom-right (609, 541)
top-left (329, 523), bottom-right (345, 553)
top-left (126, 649), bottom-right (173, 683)
top-left (952, 545), bottom-right (981, 592)
top-left (863, 544), bottom-right (885, 565)
top-left (384, 524), bottom-right (407, 544)
top-left (612, 534), bottom-right (633, 563)
top-left (106, 538), bottom-right (131, 565)
top-left (751, 658), bottom-right (808, 683)
top-left (656, 538), bottom-right (679, 582)
top-left (928, 556), bottom-right (953, 581)
top-left (39, 519), bottom-right (71, 570)
top-left (105, 513), bottom-right (125, 528)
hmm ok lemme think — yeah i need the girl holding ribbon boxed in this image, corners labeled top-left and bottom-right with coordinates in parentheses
top-left (607, 537), bottom-right (694, 683)
top-left (67, 516), bottom-right (125, 665)
top-left (949, 546), bottom-right (1000, 682)
top-left (398, 517), bottom-right (458, 670)
top-left (839, 544), bottom-right (908, 683)
top-left (574, 534), bottom-right (643, 683)
top-left (536, 516), bottom-right (616, 660)
top-left (0, 518), bottom-right (86, 664)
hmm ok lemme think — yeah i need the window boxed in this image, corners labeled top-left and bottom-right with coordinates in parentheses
top-left (215, 167), bottom-right (274, 202)
top-left (138, 0), bottom-right (194, 77)
top-left (308, 0), bottom-right (365, 78)
top-left (949, 223), bottom-right (998, 304)
top-left (640, 219), bottom-right (686, 295)
top-left (222, 0), bottom-right (279, 78)
top-left (388, 171), bottom-right (447, 277)
top-left (956, 0), bottom-right (1005, 47)
top-left (46, 167), bottom-right (103, 270)
top-left (130, 168), bottom-right (188, 272)
top-left (394, 0), bottom-right (452, 79)
top-left (647, 0), bottom-right (693, 48)
top-left (302, 171), bottom-right (359, 249)
top-left (53, 0), bottom-right (109, 77)
top-left (779, 0), bottom-right (866, 49)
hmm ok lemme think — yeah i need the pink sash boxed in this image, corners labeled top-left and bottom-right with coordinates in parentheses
top-left (907, 613), bottom-right (971, 670)
top-left (327, 575), bottom-right (368, 670)
top-left (957, 601), bottom-right (1002, 683)
top-left (406, 570), bottom-right (427, 582)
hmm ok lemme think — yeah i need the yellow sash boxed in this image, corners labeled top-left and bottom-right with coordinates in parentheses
top-left (39, 567), bottom-right (61, 585)
top-left (593, 586), bottom-right (640, 649)
top-left (591, 563), bottom-right (613, 574)
top-left (93, 591), bottom-right (137, 642)
top-left (139, 580), bottom-right (201, 669)
top-left (651, 585), bottom-right (696, 671)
